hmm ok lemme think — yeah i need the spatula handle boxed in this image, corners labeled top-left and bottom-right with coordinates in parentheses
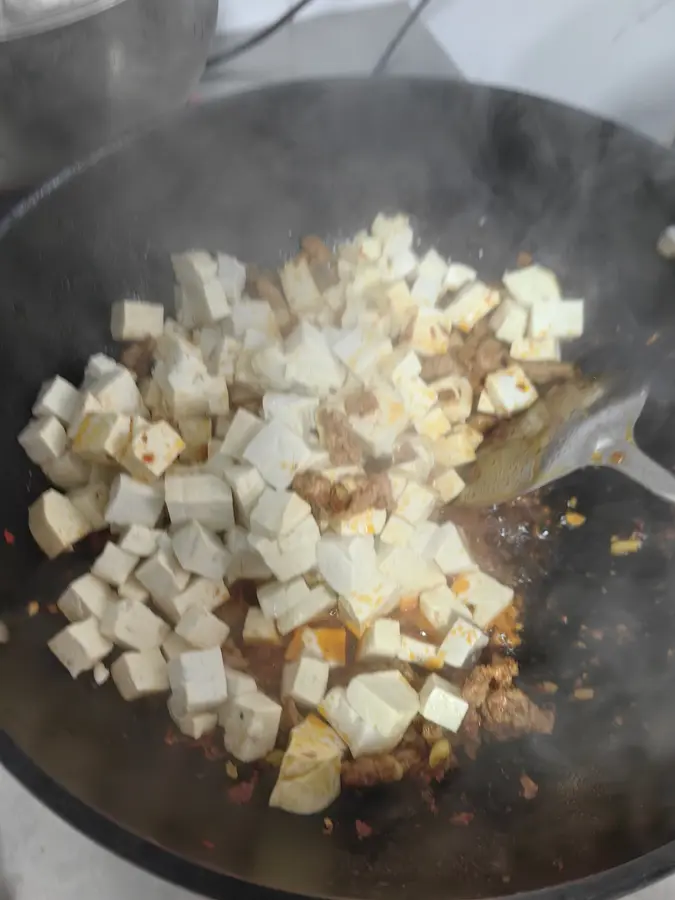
top-left (604, 441), bottom-right (675, 503)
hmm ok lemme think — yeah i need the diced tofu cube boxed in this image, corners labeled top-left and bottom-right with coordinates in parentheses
top-left (81, 352), bottom-right (118, 388)
top-left (377, 545), bottom-right (446, 596)
top-left (72, 412), bottom-right (134, 464)
top-left (117, 525), bottom-right (161, 558)
top-left (444, 262), bottom-right (477, 292)
top-left (433, 469), bottom-right (466, 503)
top-left (154, 577), bottom-right (228, 625)
top-left (484, 365), bottom-right (538, 416)
top-left (432, 430), bottom-right (477, 468)
top-left (257, 577), bottom-right (310, 620)
top-left (172, 251), bottom-right (230, 325)
top-left (93, 663), bottom-right (110, 685)
top-left (220, 408), bottom-right (265, 461)
top-left (476, 390), bottom-right (497, 415)
top-left (316, 534), bottom-right (379, 596)
top-left (165, 473), bottom-right (234, 531)
top-left (217, 253), bottom-right (247, 301)
top-left (66, 392), bottom-right (104, 439)
top-left (118, 577), bottom-right (150, 604)
top-left (168, 696), bottom-right (218, 739)
top-left (243, 421), bottom-right (312, 490)
top-left (218, 462), bottom-right (266, 526)
top-left (18, 416), bottom-right (67, 466)
top-left (397, 375), bottom-right (437, 419)
top-left (419, 673), bottom-right (469, 733)
top-left (280, 256), bottom-right (321, 315)
top-left (451, 571), bottom-right (514, 628)
top-left (111, 648), bottom-right (169, 700)
top-left (284, 322), bottom-right (346, 396)
top-left (395, 482), bottom-right (437, 525)
top-left (439, 617), bottom-right (488, 668)
top-left (420, 585), bottom-right (471, 636)
top-left (286, 626), bottom-right (347, 667)
top-left (320, 686), bottom-right (406, 757)
top-left (262, 392), bottom-right (319, 438)
top-left (67, 482), bottom-right (109, 531)
top-left (105, 473), bottom-right (165, 527)
top-left (510, 337), bottom-right (561, 362)
top-left (32, 376), bottom-right (80, 424)
top-left (135, 548), bottom-right (191, 606)
top-left (333, 327), bottom-right (393, 382)
top-left (358, 618), bottom-right (401, 661)
top-left (218, 666), bottom-right (258, 723)
top-left (168, 646), bottom-right (229, 715)
top-left (490, 296), bottom-right (528, 343)
top-left (276, 585), bottom-right (336, 636)
top-left (444, 282), bottom-right (501, 333)
top-left (223, 691), bottom-right (282, 762)
top-left (397, 635), bottom-right (444, 670)
top-left (120, 420), bottom-right (185, 482)
top-left (338, 575), bottom-right (398, 638)
top-left (379, 514), bottom-right (415, 547)
top-left (346, 670), bottom-right (419, 739)
top-left (42, 452), bottom-right (91, 490)
top-left (282, 656), bottom-right (330, 707)
top-left (249, 488), bottom-right (311, 538)
top-left (171, 520), bottom-right (230, 580)
top-left (100, 599), bottom-right (169, 651)
top-left (331, 508), bottom-right (387, 537)
top-left (48, 618), bottom-right (113, 678)
top-left (503, 265), bottom-right (561, 307)
top-left (28, 489), bottom-right (91, 559)
top-left (429, 375), bottom-right (473, 424)
top-left (91, 542), bottom-right (139, 587)
top-left (161, 630), bottom-right (194, 662)
top-left (269, 715), bottom-right (344, 815)
top-left (175, 606), bottom-right (230, 649)
top-left (57, 574), bottom-right (115, 622)
top-left (425, 523), bottom-right (476, 575)
top-left (176, 416), bottom-right (212, 463)
top-left (410, 309), bottom-right (451, 357)
top-left (529, 298), bottom-right (584, 341)
top-left (383, 346), bottom-right (422, 386)
top-left (89, 368), bottom-right (143, 415)
top-left (111, 300), bottom-right (164, 341)
top-left (242, 607), bottom-right (280, 645)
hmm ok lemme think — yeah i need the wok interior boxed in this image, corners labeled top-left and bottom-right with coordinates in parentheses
top-left (2, 80), bottom-right (675, 899)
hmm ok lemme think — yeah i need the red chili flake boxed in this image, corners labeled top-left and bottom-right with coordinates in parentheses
top-left (355, 820), bottom-right (373, 840)
top-left (202, 839), bottom-right (215, 850)
top-left (3, 529), bottom-right (15, 545)
top-left (228, 772), bottom-right (258, 805)
top-left (450, 812), bottom-right (474, 826)
top-left (141, 453), bottom-right (155, 464)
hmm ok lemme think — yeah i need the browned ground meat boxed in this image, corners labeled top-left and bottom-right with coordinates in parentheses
top-left (420, 352), bottom-right (465, 383)
top-left (474, 338), bottom-right (509, 378)
top-left (301, 235), bottom-right (334, 263)
top-left (421, 721), bottom-right (445, 745)
top-left (467, 413), bottom-right (499, 434)
top-left (317, 409), bottom-right (364, 466)
top-left (462, 657), bottom-right (519, 706)
top-left (341, 745), bottom-right (425, 787)
top-left (344, 389), bottom-right (379, 417)
top-left (292, 471), bottom-right (333, 511)
top-left (292, 471), bottom-right (393, 518)
top-left (248, 270), bottom-right (295, 334)
top-left (121, 338), bottom-right (156, 380)
top-left (516, 360), bottom-right (576, 385)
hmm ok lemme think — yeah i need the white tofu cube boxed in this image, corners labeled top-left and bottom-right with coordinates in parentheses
top-left (93, 663), bottom-right (110, 686)
top-left (397, 375), bottom-right (437, 420)
top-left (219, 409), bottom-right (264, 461)
top-left (171, 520), bottom-right (230, 580)
top-left (118, 577), bottom-right (150, 604)
top-left (477, 390), bottom-right (497, 415)
top-left (284, 322), bottom-right (346, 396)
top-left (490, 296), bottom-right (528, 343)
top-left (81, 353), bottom-right (118, 388)
top-left (444, 282), bottom-right (501, 334)
top-left (120, 420), bottom-right (185, 482)
top-left (67, 482), bottom-right (109, 531)
top-left (510, 337), bottom-right (561, 362)
top-left (410, 309), bottom-right (451, 357)
top-left (503, 264), bottom-right (561, 307)
top-left (484, 365), bottom-right (538, 416)
top-left (243, 421), bottom-right (312, 491)
top-left (316, 534), bottom-right (379, 596)
top-left (165, 473), bottom-right (234, 531)
top-left (32, 376), bottom-right (80, 424)
top-left (161, 631), bottom-right (194, 662)
top-left (338, 576), bottom-right (398, 638)
top-left (28, 489), bottom-right (91, 559)
top-left (282, 657), bottom-right (330, 707)
top-left (262, 392), bottom-right (319, 438)
top-left (152, 576), bottom-right (228, 625)
top-left (379, 514), bottom-right (414, 547)
top-left (111, 648), bottom-right (169, 700)
top-left (358, 618), bottom-right (401, 661)
top-left (42, 452), bottom-right (91, 490)
top-left (432, 427), bottom-right (482, 468)
top-left (18, 416), bottom-right (67, 466)
top-left (346, 670), bottom-right (419, 739)
top-left (530, 298), bottom-right (584, 341)
top-left (386, 280), bottom-right (417, 337)
top-left (331, 508), bottom-right (387, 537)
top-left (280, 256), bottom-right (321, 315)
top-left (218, 462), bottom-right (266, 526)
top-left (425, 523), bottom-right (476, 575)
top-left (48, 618), bottom-right (112, 678)
top-left (419, 673), bottom-right (469, 733)
top-left (276, 585), bottom-right (336, 636)
top-left (319, 687), bottom-right (406, 757)
top-left (286, 626), bottom-right (347, 667)
top-left (333, 327), bottom-right (393, 382)
top-left (172, 251), bottom-right (230, 325)
top-left (217, 253), bottom-right (247, 301)
top-left (91, 542), bottom-right (139, 587)
top-left (420, 585), bottom-right (471, 636)
top-left (223, 691), bottom-right (282, 762)
top-left (135, 548), bottom-right (190, 606)
top-left (110, 300), bottom-right (164, 341)
top-left (249, 488), bottom-right (311, 538)
top-left (657, 225), bottom-right (675, 259)
top-left (168, 696), bottom-right (218, 739)
top-left (397, 635), bottom-right (444, 670)
top-left (257, 577), bottom-right (310, 620)
top-left (100, 599), bottom-right (169, 651)
top-left (395, 481), bottom-right (437, 525)
top-left (444, 262), bottom-right (477, 292)
top-left (439, 616), bottom-right (488, 668)
top-left (105, 474), bottom-right (165, 528)
top-left (217, 666), bottom-right (258, 726)
top-left (413, 405), bottom-right (454, 440)
top-left (72, 413), bottom-right (132, 463)
top-left (175, 606), bottom-right (230, 649)
top-left (433, 469), bottom-right (466, 503)
top-left (117, 525), bottom-right (161, 558)
top-left (377, 545), bottom-right (446, 596)
top-left (383, 346), bottom-right (422, 385)
top-left (242, 607), bottom-right (280, 645)
top-left (89, 368), bottom-right (143, 415)
top-left (168, 646), bottom-right (229, 715)
top-left (57, 574), bottom-right (115, 622)
top-left (451, 571), bottom-right (514, 628)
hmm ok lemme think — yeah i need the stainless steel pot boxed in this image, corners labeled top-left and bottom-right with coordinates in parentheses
top-left (0, 0), bottom-right (218, 188)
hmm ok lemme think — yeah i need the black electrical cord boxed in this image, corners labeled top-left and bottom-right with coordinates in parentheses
top-left (204, 0), bottom-right (317, 73)
top-left (371, 0), bottom-right (435, 77)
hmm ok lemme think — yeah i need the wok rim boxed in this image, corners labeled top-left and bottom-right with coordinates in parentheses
top-left (0, 76), bottom-right (673, 900)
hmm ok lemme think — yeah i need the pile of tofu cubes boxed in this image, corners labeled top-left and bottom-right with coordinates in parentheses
top-left (17, 213), bottom-right (583, 815)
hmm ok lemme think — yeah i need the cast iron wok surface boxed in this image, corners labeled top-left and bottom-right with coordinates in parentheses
top-left (2, 79), bottom-right (675, 900)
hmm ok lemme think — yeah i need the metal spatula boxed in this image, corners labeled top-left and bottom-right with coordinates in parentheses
top-left (455, 379), bottom-right (675, 507)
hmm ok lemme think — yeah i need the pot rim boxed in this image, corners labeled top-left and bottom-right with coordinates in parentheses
top-left (0, 0), bottom-right (128, 42)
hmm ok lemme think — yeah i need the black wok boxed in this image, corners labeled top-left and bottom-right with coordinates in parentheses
top-left (2, 79), bottom-right (675, 900)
